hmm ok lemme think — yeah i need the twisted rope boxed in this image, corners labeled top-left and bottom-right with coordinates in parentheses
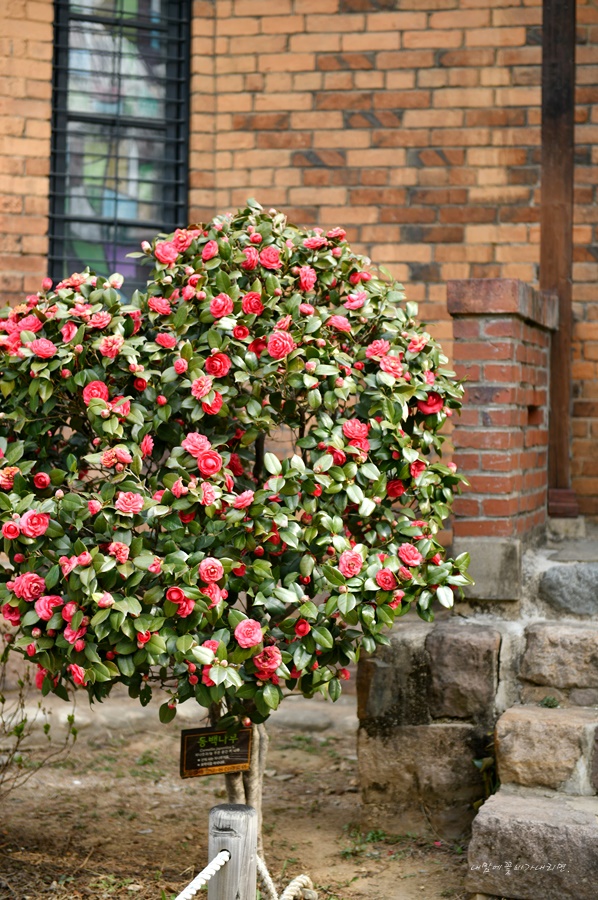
top-left (174, 850), bottom-right (231, 900)
top-left (257, 856), bottom-right (315, 900)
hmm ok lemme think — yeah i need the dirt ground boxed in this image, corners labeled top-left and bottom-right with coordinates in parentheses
top-left (0, 690), bottom-right (471, 900)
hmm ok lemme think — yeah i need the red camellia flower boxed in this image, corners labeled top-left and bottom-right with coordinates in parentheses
top-left (241, 292), bottom-right (264, 315)
top-left (241, 246), bottom-right (259, 270)
top-left (33, 472), bottom-right (51, 489)
top-left (417, 392), bottom-right (444, 415)
top-left (202, 392), bottom-right (223, 415)
top-left (29, 338), bottom-right (56, 358)
top-left (133, 378), bottom-right (147, 392)
top-left (267, 332), bottom-right (296, 360)
top-left (82, 380), bottom-right (109, 406)
top-left (205, 352), bottom-right (231, 377)
top-left (410, 460), bottom-right (426, 479)
top-left (2, 603), bottom-right (21, 626)
top-left (156, 333), bottom-right (177, 349)
top-left (2, 521), bottom-right (20, 540)
top-left (398, 543), bottom-right (423, 567)
top-left (154, 241), bottom-right (179, 265)
top-left (197, 449), bottom-right (223, 476)
top-left (210, 293), bottom-right (234, 318)
top-left (387, 480), bottom-right (405, 499)
top-left (234, 619), bottom-right (263, 648)
top-left (259, 246), bottom-right (282, 269)
top-left (375, 568), bottom-right (397, 591)
top-left (294, 619), bottom-right (311, 637)
top-left (233, 324), bottom-right (250, 340)
top-left (254, 646), bottom-right (282, 680)
top-left (68, 663), bottom-right (87, 686)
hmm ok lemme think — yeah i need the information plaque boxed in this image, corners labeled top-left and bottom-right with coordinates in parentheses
top-left (180, 725), bottom-right (252, 779)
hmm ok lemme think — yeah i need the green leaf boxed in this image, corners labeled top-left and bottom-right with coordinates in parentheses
top-left (360, 462), bottom-right (380, 480)
top-left (312, 626), bottom-right (334, 649)
top-left (264, 452), bottom-right (282, 475)
top-left (262, 682), bottom-right (280, 710)
top-left (159, 702), bottom-right (177, 723)
top-left (436, 585), bottom-right (454, 609)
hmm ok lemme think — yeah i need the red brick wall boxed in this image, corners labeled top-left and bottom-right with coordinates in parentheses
top-left (448, 279), bottom-right (557, 540)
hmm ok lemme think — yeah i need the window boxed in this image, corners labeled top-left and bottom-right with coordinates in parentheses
top-left (49, 0), bottom-right (190, 293)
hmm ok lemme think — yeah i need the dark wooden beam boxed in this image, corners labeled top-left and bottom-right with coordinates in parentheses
top-left (541, 0), bottom-right (578, 517)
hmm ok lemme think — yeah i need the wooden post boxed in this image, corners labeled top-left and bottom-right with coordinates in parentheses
top-left (540, 0), bottom-right (578, 517)
top-left (207, 804), bottom-right (257, 900)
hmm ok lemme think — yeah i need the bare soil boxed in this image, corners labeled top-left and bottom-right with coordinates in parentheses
top-left (0, 692), bottom-right (470, 900)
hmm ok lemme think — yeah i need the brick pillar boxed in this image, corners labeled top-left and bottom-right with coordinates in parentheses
top-left (447, 279), bottom-right (558, 602)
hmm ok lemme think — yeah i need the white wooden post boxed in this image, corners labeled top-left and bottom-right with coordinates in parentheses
top-left (207, 804), bottom-right (258, 900)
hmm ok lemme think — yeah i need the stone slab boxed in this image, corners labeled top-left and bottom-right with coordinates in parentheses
top-left (496, 706), bottom-right (598, 794)
top-left (520, 622), bottom-right (598, 689)
top-left (539, 562), bottom-right (598, 613)
top-left (426, 621), bottom-right (500, 723)
top-left (467, 785), bottom-right (598, 899)
top-left (358, 723), bottom-right (486, 839)
top-left (451, 537), bottom-right (521, 601)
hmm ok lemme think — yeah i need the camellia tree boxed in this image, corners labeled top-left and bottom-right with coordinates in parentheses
top-left (0, 200), bottom-right (470, 826)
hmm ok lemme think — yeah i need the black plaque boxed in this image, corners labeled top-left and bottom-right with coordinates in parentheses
top-left (180, 726), bottom-right (252, 779)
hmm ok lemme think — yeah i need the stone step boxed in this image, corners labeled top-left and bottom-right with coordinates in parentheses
top-left (467, 785), bottom-right (598, 899)
top-left (496, 705), bottom-right (598, 794)
top-left (519, 621), bottom-right (598, 706)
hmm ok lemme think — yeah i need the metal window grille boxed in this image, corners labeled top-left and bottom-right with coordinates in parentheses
top-left (49, 0), bottom-right (191, 294)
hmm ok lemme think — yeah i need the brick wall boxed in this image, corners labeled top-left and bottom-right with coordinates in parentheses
top-left (448, 278), bottom-right (558, 541)
top-left (0, 0), bottom-right (53, 304)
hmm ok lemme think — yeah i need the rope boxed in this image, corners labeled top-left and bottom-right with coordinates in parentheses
top-left (174, 850), bottom-right (231, 900)
top-left (257, 856), bottom-right (316, 900)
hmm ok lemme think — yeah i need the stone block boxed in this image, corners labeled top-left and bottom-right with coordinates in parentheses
top-left (451, 537), bottom-right (521, 601)
top-left (496, 706), bottom-right (598, 794)
top-left (467, 785), bottom-right (598, 899)
top-left (357, 619), bottom-right (432, 728)
top-left (520, 622), bottom-right (598, 689)
top-left (539, 562), bottom-right (598, 615)
top-left (426, 621), bottom-right (501, 723)
top-left (358, 723), bottom-right (486, 839)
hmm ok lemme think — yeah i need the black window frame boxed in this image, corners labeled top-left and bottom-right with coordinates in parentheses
top-left (49, 0), bottom-right (191, 287)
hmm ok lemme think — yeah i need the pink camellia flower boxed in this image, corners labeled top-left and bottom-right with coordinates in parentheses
top-left (199, 482), bottom-right (217, 505)
top-left (111, 396), bottom-right (131, 418)
top-left (344, 291), bottom-right (367, 310)
top-left (267, 332), bottom-right (296, 360)
top-left (197, 449), bottom-right (223, 477)
top-left (408, 334), bottom-right (427, 354)
top-left (19, 510), bottom-right (50, 538)
top-left (77, 551), bottom-right (92, 566)
top-left (140, 434), bottom-right (154, 458)
top-left (182, 432), bottom-right (211, 457)
top-left (202, 392), bottom-right (223, 415)
top-left (294, 619), bottom-right (311, 637)
top-left (387, 480), bottom-right (405, 499)
top-left (18, 314), bottom-right (43, 333)
top-left (327, 446), bottom-right (346, 466)
top-left (241, 246), bottom-right (259, 270)
top-left (191, 375), bottom-right (213, 400)
top-left (410, 460), bottom-right (426, 479)
top-left (199, 557), bottom-right (224, 583)
top-left (33, 472), bottom-right (51, 489)
top-left (171, 477), bottom-right (188, 499)
top-left (2, 603), bottom-right (21, 626)
top-left (241, 292), bottom-right (264, 315)
top-left (35, 595), bottom-right (63, 621)
top-left (233, 490), bottom-right (254, 509)
top-left (2, 521), bottom-right (20, 540)
top-left (274, 315), bottom-right (292, 332)
top-left (0, 467), bottom-right (20, 490)
top-left (97, 592), bottom-right (115, 608)
top-left (202, 665), bottom-right (215, 687)
top-left (389, 589), bottom-right (406, 609)
top-left (63, 622), bottom-right (86, 644)
top-left (29, 338), bottom-right (56, 358)
top-left (338, 549), bottom-right (363, 578)
top-left (174, 358), bottom-right (188, 374)
top-left (156, 332), bottom-right (177, 349)
top-left (89, 311), bottom-right (112, 329)
top-left (234, 619), bottom-right (264, 648)
top-left (172, 228), bottom-right (198, 252)
top-left (200, 582), bottom-right (222, 608)
top-left (327, 227), bottom-right (346, 239)
top-left (210, 293), bottom-right (234, 318)
top-left (380, 355), bottom-right (403, 378)
top-left (114, 446), bottom-right (133, 464)
top-left (424, 370), bottom-right (436, 384)
top-left (176, 595), bottom-right (196, 617)
top-left (148, 556), bottom-right (162, 574)
top-left (115, 491), bottom-right (144, 515)
top-left (61, 322), bottom-right (78, 342)
top-left (299, 303), bottom-right (315, 315)
top-left (417, 392), bottom-right (444, 415)
top-left (154, 241), bottom-right (179, 265)
top-left (82, 380), bottom-right (109, 406)
top-left (376, 568), bottom-right (397, 591)
top-left (366, 339), bottom-right (390, 359)
top-left (12, 572), bottom-right (46, 600)
top-left (72, 302), bottom-right (92, 318)
top-left (398, 543), bottom-right (424, 567)
top-left (297, 266), bottom-right (317, 294)
top-left (99, 334), bottom-right (124, 358)
top-left (349, 437), bottom-right (369, 457)
top-left (202, 240), bottom-right (219, 261)
top-left (108, 541), bottom-right (130, 563)
top-left (248, 337), bottom-right (267, 357)
top-left (152, 490), bottom-right (165, 502)
top-left (148, 296), bottom-right (171, 315)
top-left (101, 449), bottom-right (117, 468)
top-left (259, 246), bottom-right (282, 269)
top-left (59, 555), bottom-right (78, 577)
top-left (68, 663), bottom-right (86, 686)
top-left (205, 352), bottom-right (231, 377)
top-left (233, 324), bottom-right (250, 340)
top-left (303, 235), bottom-right (327, 250)
top-left (254, 645), bottom-right (282, 680)
top-left (166, 586), bottom-right (186, 604)
top-left (342, 419), bottom-right (369, 440)
top-left (327, 315), bottom-right (351, 333)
